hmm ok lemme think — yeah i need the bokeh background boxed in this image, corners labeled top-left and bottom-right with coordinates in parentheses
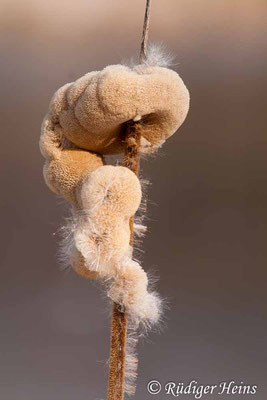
top-left (0, 0), bottom-right (266, 399)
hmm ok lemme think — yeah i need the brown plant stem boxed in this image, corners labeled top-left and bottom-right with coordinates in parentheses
top-left (107, 1), bottom-right (152, 399)
top-left (107, 303), bottom-right (128, 400)
top-left (140, 0), bottom-right (152, 64)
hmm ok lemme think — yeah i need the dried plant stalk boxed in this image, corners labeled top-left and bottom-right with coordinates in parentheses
top-left (140, 0), bottom-right (152, 64)
top-left (108, 304), bottom-right (128, 400)
top-left (107, 1), bottom-right (153, 398)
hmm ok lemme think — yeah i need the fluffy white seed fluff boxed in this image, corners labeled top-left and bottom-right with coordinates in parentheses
top-left (59, 164), bottom-right (162, 396)
top-left (126, 43), bottom-right (175, 70)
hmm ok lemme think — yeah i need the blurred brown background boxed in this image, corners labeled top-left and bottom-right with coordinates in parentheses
top-left (0, 0), bottom-right (266, 399)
